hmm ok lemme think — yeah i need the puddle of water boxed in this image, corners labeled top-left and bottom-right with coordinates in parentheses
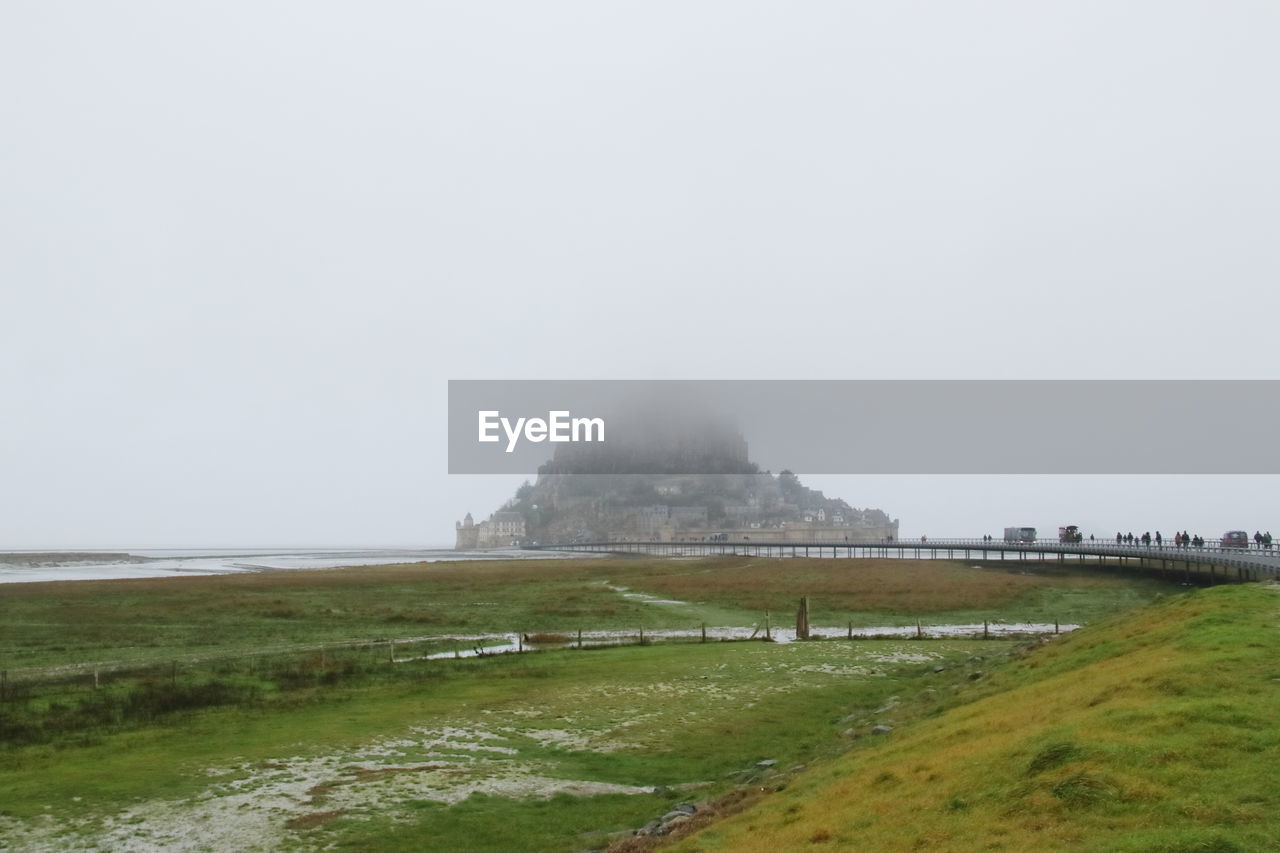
top-left (407, 623), bottom-right (1078, 660)
top-left (603, 581), bottom-right (690, 606)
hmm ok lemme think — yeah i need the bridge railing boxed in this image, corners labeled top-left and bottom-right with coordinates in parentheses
top-left (530, 537), bottom-right (1280, 577)
top-left (542, 537), bottom-right (1276, 555)
top-left (859, 538), bottom-right (1276, 555)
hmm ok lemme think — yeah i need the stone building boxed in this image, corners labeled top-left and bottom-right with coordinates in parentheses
top-left (455, 510), bottom-right (527, 549)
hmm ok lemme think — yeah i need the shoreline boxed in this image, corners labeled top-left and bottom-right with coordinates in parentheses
top-left (0, 547), bottom-right (588, 584)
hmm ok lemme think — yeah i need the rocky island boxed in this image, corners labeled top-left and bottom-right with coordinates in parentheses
top-left (456, 422), bottom-right (898, 548)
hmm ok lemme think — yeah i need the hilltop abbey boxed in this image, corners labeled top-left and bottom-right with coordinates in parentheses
top-left (454, 418), bottom-right (897, 549)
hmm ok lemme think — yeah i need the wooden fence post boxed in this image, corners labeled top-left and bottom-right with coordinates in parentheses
top-left (701, 623), bottom-right (707, 643)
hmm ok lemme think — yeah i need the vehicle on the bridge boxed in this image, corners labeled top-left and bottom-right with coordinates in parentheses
top-left (1058, 525), bottom-right (1083, 543)
top-left (1222, 530), bottom-right (1250, 549)
top-left (1004, 527), bottom-right (1037, 543)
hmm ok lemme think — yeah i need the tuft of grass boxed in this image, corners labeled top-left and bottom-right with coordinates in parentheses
top-left (285, 810), bottom-right (346, 830)
top-left (1026, 741), bottom-right (1082, 776)
top-left (1050, 771), bottom-right (1117, 807)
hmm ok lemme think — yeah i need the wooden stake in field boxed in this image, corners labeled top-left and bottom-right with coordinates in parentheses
top-left (577, 628), bottom-right (582, 649)
top-left (795, 596), bottom-right (810, 640)
top-left (764, 611), bottom-right (771, 641)
top-left (848, 621), bottom-right (853, 639)
top-left (983, 620), bottom-right (989, 639)
top-left (916, 618), bottom-right (923, 639)
top-left (701, 623), bottom-right (707, 643)
top-left (1054, 619), bottom-right (1060, 634)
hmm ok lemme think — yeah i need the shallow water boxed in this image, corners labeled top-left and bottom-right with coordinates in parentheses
top-left (0, 547), bottom-right (586, 584)
top-left (416, 622), bottom-right (1078, 660)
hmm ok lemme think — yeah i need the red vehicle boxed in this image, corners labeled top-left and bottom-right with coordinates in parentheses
top-left (1221, 530), bottom-right (1249, 549)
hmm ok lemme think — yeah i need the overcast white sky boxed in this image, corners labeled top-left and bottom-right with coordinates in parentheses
top-left (3, 2), bottom-right (1278, 548)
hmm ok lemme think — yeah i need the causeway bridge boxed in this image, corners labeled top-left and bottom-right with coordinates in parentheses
top-left (527, 538), bottom-right (1280, 583)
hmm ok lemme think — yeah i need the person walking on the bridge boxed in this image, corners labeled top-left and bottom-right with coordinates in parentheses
top-left (1116, 532), bottom-right (1122, 544)
top-left (1254, 531), bottom-right (1263, 548)
top-left (1155, 531), bottom-right (1163, 546)
top-left (1265, 531), bottom-right (1273, 549)
top-left (1142, 532), bottom-right (1151, 546)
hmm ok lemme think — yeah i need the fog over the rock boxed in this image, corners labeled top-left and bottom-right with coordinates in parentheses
top-left (2, 2), bottom-right (1278, 548)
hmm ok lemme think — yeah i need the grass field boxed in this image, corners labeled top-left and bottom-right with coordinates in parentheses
top-left (0, 557), bottom-right (1175, 670)
top-left (667, 583), bottom-right (1280, 852)
top-left (0, 633), bottom-right (1011, 851)
top-left (0, 557), bottom-right (1215, 851)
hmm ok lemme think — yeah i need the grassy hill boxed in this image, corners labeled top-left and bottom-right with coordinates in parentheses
top-left (666, 584), bottom-right (1280, 852)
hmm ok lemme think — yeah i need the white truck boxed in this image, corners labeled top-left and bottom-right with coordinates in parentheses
top-left (1004, 527), bottom-right (1037, 543)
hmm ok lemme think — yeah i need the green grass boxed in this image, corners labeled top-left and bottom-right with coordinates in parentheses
top-left (0, 557), bottom-right (1177, 670)
top-left (0, 637), bottom-right (1009, 851)
top-left (323, 794), bottom-right (674, 853)
top-left (0, 556), bottom-right (1212, 851)
top-left (667, 584), bottom-right (1280, 852)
